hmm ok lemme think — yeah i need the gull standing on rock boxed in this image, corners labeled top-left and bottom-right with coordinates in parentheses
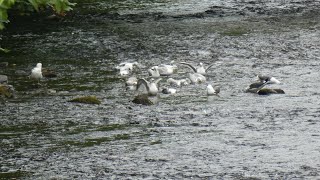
top-left (257, 75), bottom-right (281, 84)
top-left (246, 75), bottom-right (281, 93)
top-left (136, 78), bottom-right (162, 96)
top-left (30, 63), bottom-right (43, 83)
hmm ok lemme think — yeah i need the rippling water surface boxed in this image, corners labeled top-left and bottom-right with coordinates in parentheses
top-left (1, 0), bottom-right (320, 179)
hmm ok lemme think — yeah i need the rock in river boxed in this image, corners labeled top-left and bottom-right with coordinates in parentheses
top-left (0, 84), bottom-right (15, 98)
top-left (0, 75), bottom-right (8, 84)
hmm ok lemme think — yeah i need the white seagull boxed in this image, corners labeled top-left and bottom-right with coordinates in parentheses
top-left (30, 63), bottom-right (43, 82)
top-left (188, 73), bottom-right (206, 84)
top-left (246, 75), bottom-right (281, 93)
top-left (150, 61), bottom-right (178, 76)
top-left (136, 78), bottom-right (162, 96)
top-left (147, 66), bottom-right (161, 78)
top-left (162, 87), bottom-right (177, 94)
top-left (125, 77), bottom-right (138, 91)
top-left (257, 75), bottom-right (281, 84)
top-left (115, 62), bottom-right (140, 76)
top-left (167, 78), bottom-right (190, 87)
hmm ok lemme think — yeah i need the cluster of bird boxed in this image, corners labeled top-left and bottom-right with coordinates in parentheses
top-left (28, 61), bottom-right (284, 97)
top-left (115, 61), bottom-right (220, 96)
top-left (115, 61), bottom-right (284, 96)
top-left (115, 61), bottom-right (284, 97)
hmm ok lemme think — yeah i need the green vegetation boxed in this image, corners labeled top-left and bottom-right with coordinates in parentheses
top-left (0, 85), bottom-right (14, 98)
top-left (0, 0), bottom-right (76, 30)
top-left (68, 95), bottom-right (101, 104)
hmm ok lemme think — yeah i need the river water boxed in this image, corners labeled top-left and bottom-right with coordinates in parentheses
top-left (1, 0), bottom-right (320, 179)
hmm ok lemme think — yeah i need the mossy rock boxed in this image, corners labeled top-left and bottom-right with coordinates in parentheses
top-left (0, 85), bottom-right (14, 98)
top-left (42, 68), bottom-right (57, 78)
top-left (258, 88), bottom-right (285, 95)
top-left (132, 94), bottom-right (153, 106)
top-left (69, 96), bottom-right (101, 104)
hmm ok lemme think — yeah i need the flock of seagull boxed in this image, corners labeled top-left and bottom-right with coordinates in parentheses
top-left (28, 61), bottom-right (283, 98)
top-left (114, 61), bottom-right (283, 97)
top-left (115, 61), bottom-right (220, 97)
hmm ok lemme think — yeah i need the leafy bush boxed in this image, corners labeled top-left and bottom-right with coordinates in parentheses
top-left (0, 0), bottom-right (76, 30)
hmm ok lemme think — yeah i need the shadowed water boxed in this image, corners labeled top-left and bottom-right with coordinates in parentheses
top-left (1, 0), bottom-right (320, 179)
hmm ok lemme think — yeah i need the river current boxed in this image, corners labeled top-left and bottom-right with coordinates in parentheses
top-left (1, 0), bottom-right (320, 179)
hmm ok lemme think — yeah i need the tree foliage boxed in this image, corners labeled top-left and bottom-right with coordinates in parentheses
top-left (0, 0), bottom-right (76, 30)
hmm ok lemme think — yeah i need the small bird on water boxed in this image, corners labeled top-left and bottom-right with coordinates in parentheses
top-left (207, 84), bottom-right (220, 96)
top-left (136, 78), bottom-right (162, 96)
top-left (30, 63), bottom-right (43, 83)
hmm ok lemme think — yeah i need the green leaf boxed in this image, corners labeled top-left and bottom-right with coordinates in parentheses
top-left (28, 0), bottom-right (39, 11)
top-left (28, 0), bottom-right (47, 11)
top-left (49, 0), bottom-right (75, 15)
top-left (0, 0), bottom-right (15, 29)
top-left (0, 8), bottom-right (8, 22)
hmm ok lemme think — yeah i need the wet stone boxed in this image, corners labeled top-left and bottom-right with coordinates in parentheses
top-left (42, 68), bottom-right (57, 78)
top-left (68, 96), bottom-right (101, 105)
top-left (15, 70), bottom-right (28, 76)
top-left (132, 94), bottom-right (153, 106)
top-left (0, 75), bottom-right (8, 84)
top-left (258, 88), bottom-right (285, 95)
top-left (0, 84), bottom-right (15, 98)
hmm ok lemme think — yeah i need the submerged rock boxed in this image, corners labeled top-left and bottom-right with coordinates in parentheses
top-left (132, 94), bottom-right (153, 106)
top-left (69, 96), bottom-right (101, 104)
top-left (42, 68), bottom-right (57, 78)
top-left (0, 62), bottom-right (9, 68)
top-left (0, 84), bottom-right (15, 98)
top-left (15, 70), bottom-right (28, 76)
top-left (258, 88), bottom-right (285, 95)
top-left (0, 75), bottom-right (8, 84)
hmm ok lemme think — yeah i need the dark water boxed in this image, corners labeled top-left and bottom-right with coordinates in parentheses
top-left (1, 0), bottom-right (320, 179)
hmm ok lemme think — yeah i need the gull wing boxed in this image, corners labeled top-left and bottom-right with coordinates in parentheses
top-left (154, 78), bottom-right (162, 86)
top-left (249, 81), bottom-right (268, 89)
top-left (179, 62), bottom-right (197, 73)
top-left (137, 78), bottom-right (150, 91)
top-left (205, 63), bottom-right (215, 72)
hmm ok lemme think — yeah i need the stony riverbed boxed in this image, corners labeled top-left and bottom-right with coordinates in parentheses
top-left (1, 0), bottom-right (320, 179)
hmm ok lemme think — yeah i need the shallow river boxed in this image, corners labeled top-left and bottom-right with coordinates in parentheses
top-left (1, 0), bottom-right (320, 179)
